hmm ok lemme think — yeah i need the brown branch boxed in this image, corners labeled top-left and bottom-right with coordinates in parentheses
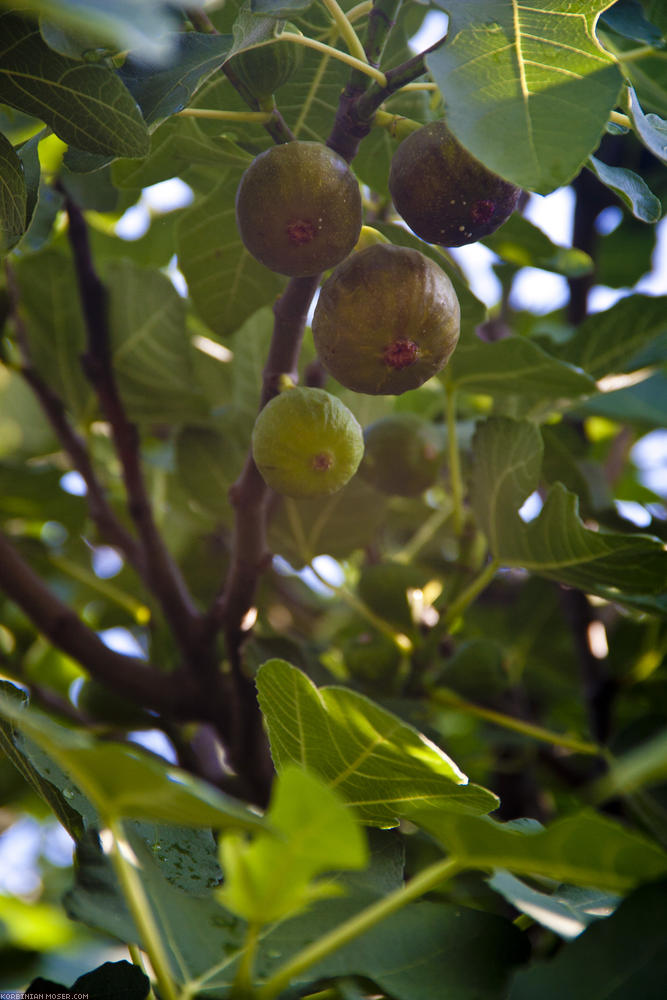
top-left (58, 186), bottom-right (202, 659)
top-left (0, 530), bottom-right (198, 717)
top-left (4, 261), bottom-right (145, 570)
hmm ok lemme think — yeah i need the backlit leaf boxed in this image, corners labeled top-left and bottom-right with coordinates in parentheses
top-left (428, 1), bottom-right (623, 193)
top-left (256, 659), bottom-right (499, 827)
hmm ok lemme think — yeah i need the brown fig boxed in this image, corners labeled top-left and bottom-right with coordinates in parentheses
top-left (236, 141), bottom-right (362, 276)
top-left (311, 244), bottom-right (460, 395)
top-left (389, 121), bottom-right (521, 247)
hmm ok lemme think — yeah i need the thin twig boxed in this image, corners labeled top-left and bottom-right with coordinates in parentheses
top-left (0, 530), bottom-right (196, 716)
top-left (4, 261), bottom-right (145, 570)
top-left (58, 186), bottom-right (202, 658)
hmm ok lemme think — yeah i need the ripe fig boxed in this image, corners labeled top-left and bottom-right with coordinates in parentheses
top-left (311, 244), bottom-right (460, 395)
top-left (360, 413), bottom-right (443, 496)
top-left (236, 141), bottom-right (362, 276)
top-left (389, 121), bottom-right (521, 247)
top-left (251, 385), bottom-right (363, 498)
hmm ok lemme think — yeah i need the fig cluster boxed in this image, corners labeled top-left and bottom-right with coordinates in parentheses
top-left (234, 123), bottom-right (515, 498)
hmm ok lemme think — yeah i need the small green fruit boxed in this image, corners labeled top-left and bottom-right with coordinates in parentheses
top-left (389, 121), bottom-right (521, 247)
top-left (252, 386), bottom-right (364, 498)
top-left (360, 413), bottom-right (443, 496)
top-left (224, 30), bottom-right (302, 102)
top-left (312, 244), bottom-right (460, 395)
top-left (344, 630), bottom-right (401, 685)
top-left (236, 141), bottom-right (362, 276)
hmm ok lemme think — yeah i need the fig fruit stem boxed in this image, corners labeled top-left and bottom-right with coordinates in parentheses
top-left (374, 109), bottom-right (423, 140)
top-left (279, 32), bottom-right (387, 85)
top-left (347, 0), bottom-right (374, 23)
top-left (429, 688), bottom-right (601, 757)
top-left (107, 817), bottom-right (180, 1000)
top-left (285, 500), bottom-right (413, 653)
top-left (394, 505), bottom-right (453, 565)
top-left (232, 920), bottom-right (261, 998)
top-left (320, 0), bottom-right (369, 64)
top-left (445, 378), bottom-right (465, 537)
top-left (177, 108), bottom-right (273, 124)
top-left (257, 857), bottom-right (463, 1000)
top-left (609, 109), bottom-right (631, 129)
top-left (444, 558), bottom-right (501, 629)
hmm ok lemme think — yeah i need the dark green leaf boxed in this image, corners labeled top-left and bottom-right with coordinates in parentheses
top-left (450, 334), bottom-right (596, 404)
top-left (268, 475), bottom-right (388, 566)
top-left (256, 659), bottom-right (499, 827)
top-left (262, 896), bottom-right (528, 1000)
top-left (0, 130), bottom-right (27, 253)
top-left (12, 249), bottom-right (93, 420)
top-left (0, 13), bottom-right (149, 158)
top-left (119, 33), bottom-right (233, 127)
top-left (587, 155), bottom-right (662, 222)
top-left (558, 294), bottom-right (667, 377)
top-left (428, 1), bottom-right (623, 193)
top-left (471, 417), bottom-right (667, 595)
top-left (574, 371), bottom-right (667, 425)
top-left (599, 0), bottom-right (665, 46)
top-left (251, 0), bottom-right (315, 16)
top-left (176, 171), bottom-right (285, 337)
top-left (483, 213), bottom-right (593, 276)
top-left (411, 809), bottom-right (667, 892)
top-left (508, 878), bottom-right (667, 1000)
top-left (107, 259), bottom-right (208, 423)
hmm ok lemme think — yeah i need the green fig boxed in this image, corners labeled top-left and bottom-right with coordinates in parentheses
top-left (312, 244), bottom-right (460, 395)
top-left (224, 28), bottom-right (302, 102)
top-left (251, 386), bottom-right (364, 498)
top-left (389, 121), bottom-right (521, 247)
top-left (360, 413), bottom-right (444, 496)
top-left (236, 141), bottom-right (362, 276)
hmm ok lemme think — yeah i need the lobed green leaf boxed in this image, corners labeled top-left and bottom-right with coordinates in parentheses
top-left (0, 12), bottom-right (149, 157)
top-left (256, 659), bottom-right (499, 827)
top-left (428, 0), bottom-right (623, 193)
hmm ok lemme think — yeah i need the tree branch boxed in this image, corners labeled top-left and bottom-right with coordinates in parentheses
top-left (4, 261), bottom-right (145, 571)
top-left (0, 530), bottom-right (198, 717)
top-left (58, 186), bottom-right (202, 658)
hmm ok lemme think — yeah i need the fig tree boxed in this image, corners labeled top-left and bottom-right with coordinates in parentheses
top-left (236, 141), bottom-right (362, 276)
top-left (251, 385), bottom-right (363, 498)
top-left (360, 413), bottom-right (443, 496)
top-left (389, 121), bottom-right (521, 247)
top-left (311, 244), bottom-right (460, 395)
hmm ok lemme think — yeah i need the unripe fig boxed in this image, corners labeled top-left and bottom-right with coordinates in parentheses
top-left (236, 141), bottom-right (362, 276)
top-left (251, 386), bottom-right (363, 498)
top-left (312, 244), bottom-right (460, 395)
top-left (389, 121), bottom-right (521, 247)
top-left (224, 29), bottom-right (302, 102)
top-left (360, 413), bottom-right (443, 496)
top-left (344, 630), bottom-right (401, 685)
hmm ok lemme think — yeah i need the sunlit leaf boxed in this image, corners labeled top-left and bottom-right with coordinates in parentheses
top-left (428, 0), bottom-right (623, 192)
top-left (256, 659), bottom-right (499, 827)
top-left (218, 766), bottom-right (367, 923)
